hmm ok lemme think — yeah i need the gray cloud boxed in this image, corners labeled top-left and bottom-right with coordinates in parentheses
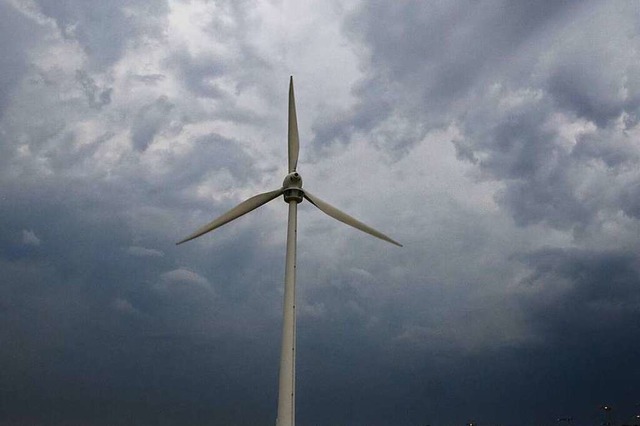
top-left (509, 248), bottom-right (640, 422)
top-left (76, 70), bottom-right (112, 109)
top-left (126, 245), bottom-right (164, 257)
top-left (131, 96), bottom-right (175, 151)
top-left (21, 229), bottom-right (41, 246)
top-left (332, 1), bottom-right (640, 240)
top-left (0, 2), bottom-right (45, 114)
top-left (310, 1), bottom-right (582, 153)
top-left (166, 50), bottom-right (226, 99)
top-left (34, 0), bottom-right (168, 68)
top-left (517, 248), bottom-right (640, 341)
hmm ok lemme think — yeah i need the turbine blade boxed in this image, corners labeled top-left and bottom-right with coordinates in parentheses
top-left (288, 76), bottom-right (300, 173)
top-left (303, 191), bottom-right (402, 247)
top-left (177, 188), bottom-right (284, 245)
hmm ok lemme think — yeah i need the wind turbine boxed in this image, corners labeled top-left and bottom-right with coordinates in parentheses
top-left (177, 77), bottom-right (401, 426)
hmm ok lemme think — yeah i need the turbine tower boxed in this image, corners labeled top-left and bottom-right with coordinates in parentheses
top-left (177, 77), bottom-right (401, 426)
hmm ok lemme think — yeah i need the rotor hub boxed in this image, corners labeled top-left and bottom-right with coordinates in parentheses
top-left (283, 172), bottom-right (303, 203)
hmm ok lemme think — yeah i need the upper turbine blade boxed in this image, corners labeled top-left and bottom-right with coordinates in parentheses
top-left (303, 191), bottom-right (402, 247)
top-left (177, 188), bottom-right (284, 245)
top-left (288, 76), bottom-right (300, 173)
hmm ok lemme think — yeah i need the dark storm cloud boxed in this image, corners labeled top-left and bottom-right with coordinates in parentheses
top-left (292, 247), bottom-right (640, 425)
top-left (572, 128), bottom-right (640, 169)
top-left (186, 133), bottom-right (257, 180)
top-left (3, 0), bottom-right (640, 424)
top-left (0, 8), bottom-right (284, 413)
top-left (131, 96), bottom-right (174, 151)
top-left (456, 87), bottom-right (595, 229)
top-left (0, 2), bottom-right (45, 115)
top-left (619, 180), bottom-right (640, 220)
top-left (76, 70), bottom-right (112, 110)
top-left (517, 248), bottom-right (640, 341)
top-left (313, 1), bottom-right (640, 423)
top-left (0, 174), bottom-right (286, 425)
top-left (341, 1), bottom-right (640, 232)
top-left (543, 42), bottom-right (640, 128)
top-left (167, 50), bottom-right (227, 99)
top-left (459, 84), bottom-right (640, 229)
top-left (161, 5), bottom-right (275, 122)
top-left (131, 131), bottom-right (261, 211)
top-left (0, 1), bottom-right (282, 424)
top-left (34, 0), bottom-right (168, 68)
top-left (513, 248), bottom-right (640, 421)
top-left (310, 0), bottom-right (581, 153)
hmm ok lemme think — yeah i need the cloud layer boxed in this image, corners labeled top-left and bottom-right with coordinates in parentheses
top-left (1, 1), bottom-right (639, 425)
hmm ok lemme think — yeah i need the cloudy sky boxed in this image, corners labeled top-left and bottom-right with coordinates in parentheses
top-left (1, 1), bottom-right (640, 425)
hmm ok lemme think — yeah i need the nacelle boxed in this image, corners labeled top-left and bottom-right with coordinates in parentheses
top-left (282, 172), bottom-right (302, 189)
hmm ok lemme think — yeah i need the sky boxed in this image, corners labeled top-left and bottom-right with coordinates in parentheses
top-left (1, 1), bottom-right (639, 425)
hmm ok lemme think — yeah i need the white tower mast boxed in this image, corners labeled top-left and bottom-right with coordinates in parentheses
top-left (177, 77), bottom-right (401, 426)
